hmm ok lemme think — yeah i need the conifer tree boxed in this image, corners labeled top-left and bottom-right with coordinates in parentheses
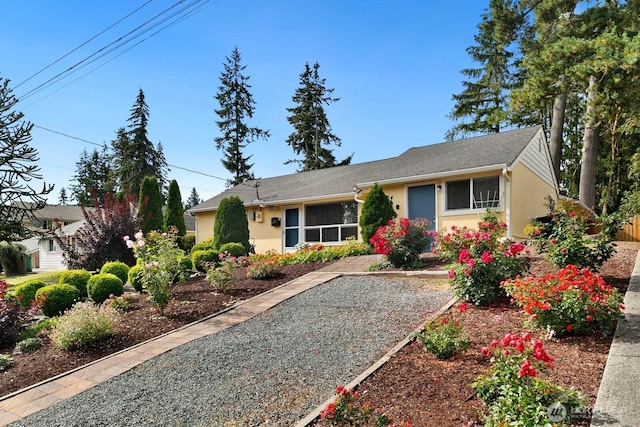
top-left (0, 77), bottom-right (53, 242)
top-left (214, 47), bottom-right (270, 187)
top-left (359, 183), bottom-right (397, 245)
top-left (184, 187), bottom-right (202, 210)
top-left (213, 196), bottom-right (249, 252)
top-left (164, 179), bottom-right (186, 236)
top-left (112, 89), bottom-right (168, 196)
top-left (69, 145), bottom-right (113, 207)
top-left (286, 62), bottom-right (352, 171)
top-left (138, 176), bottom-right (164, 232)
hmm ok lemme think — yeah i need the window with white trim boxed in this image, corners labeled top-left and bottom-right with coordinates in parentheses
top-left (304, 201), bottom-right (358, 243)
top-left (46, 239), bottom-right (57, 253)
top-left (446, 176), bottom-right (501, 211)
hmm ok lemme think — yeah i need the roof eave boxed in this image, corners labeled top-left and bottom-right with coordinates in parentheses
top-left (190, 192), bottom-right (358, 213)
top-left (357, 164), bottom-right (509, 188)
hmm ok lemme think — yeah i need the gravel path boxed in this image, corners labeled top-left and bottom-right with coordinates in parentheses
top-left (11, 276), bottom-right (452, 427)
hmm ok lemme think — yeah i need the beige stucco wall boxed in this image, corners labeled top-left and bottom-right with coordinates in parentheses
top-left (509, 162), bottom-right (558, 239)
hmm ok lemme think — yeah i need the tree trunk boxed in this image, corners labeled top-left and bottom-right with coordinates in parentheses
top-left (549, 91), bottom-right (567, 183)
top-left (579, 75), bottom-right (599, 210)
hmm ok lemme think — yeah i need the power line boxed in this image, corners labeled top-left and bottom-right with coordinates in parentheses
top-left (33, 125), bottom-right (228, 182)
top-left (13, 0), bottom-right (155, 90)
top-left (17, 0), bottom-right (211, 103)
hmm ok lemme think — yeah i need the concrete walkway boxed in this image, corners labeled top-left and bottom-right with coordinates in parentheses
top-left (0, 255), bottom-right (393, 426)
top-left (591, 249), bottom-right (640, 426)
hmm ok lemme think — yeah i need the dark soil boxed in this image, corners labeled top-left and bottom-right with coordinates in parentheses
top-left (1, 243), bottom-right (638, 427)
top-left (0, 262), bottom-right (330, 397)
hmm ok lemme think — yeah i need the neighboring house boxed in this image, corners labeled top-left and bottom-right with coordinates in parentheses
top-left (38, 221), bottom-right (86, 271)
top-left (189, 126), bottom-right (559, 254)
top-left (184, 212), bottom-right (196, 235)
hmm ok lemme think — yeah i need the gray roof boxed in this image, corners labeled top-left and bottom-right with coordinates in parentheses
top-left (190, 126), bottom-right (543, 212)
top-left (13, 203), bottom-right (89, 222)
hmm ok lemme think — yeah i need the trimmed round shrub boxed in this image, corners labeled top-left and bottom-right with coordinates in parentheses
top-left (190, 237), bottom-right (216, 254)
top-left (13, 279), bottom-right (47, 308)
top-left (219, 242), bottom-right (247, 257)
top-left (191, 249), bottom-right (219, 273)
top-left (127, 264), bottom-right (144, 292)
top-left (99, 261), bottom-right (130, 285)
top-left (35, 284), bottom-right (80, 317)
top-left (87, 273), bottom-right (124, 304)
top-left (180, 234), bottom-right (196, 253)
top-left (58, 269), bottom-right (92, 297)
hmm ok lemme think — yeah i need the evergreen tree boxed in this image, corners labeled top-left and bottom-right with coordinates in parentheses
top-left (213, 196), bottom-right (249, 252)
top-left (54, 190), bottom-right (139, 270)
top-left (446, 0), bottom-right (525, 140)
top-left (111, 89), bottom-right (168, 196)
top-left (286, 62), bottom-right (352, 171)
top-left (58, 187), bottom-right (68, 205)
top-left (69, 145), bottom-right (114, 207)
top-left (214, 47), bottom-right (270, 187)
top-left (359, 183), bottom-right (397, 245)
top-left (164, 179), bottom-right (186, 236)
top-left (0, 77), bottom-right (53, 242)
top-left (184, 187), bottom-right (202, 210)
top-left (138, 175), bottom-right (164, 232)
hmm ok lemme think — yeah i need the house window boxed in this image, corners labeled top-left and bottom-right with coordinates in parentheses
top-left (47, 239), bottom-right (57, 253)
top-left (446, 176), bottom-right (500, 211)
top-left (304, 201), bottom-right (358, 243)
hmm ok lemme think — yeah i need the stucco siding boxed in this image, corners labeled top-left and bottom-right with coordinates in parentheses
top-left (510, 162), bottom-right (557, 238)
top-left (194, 212), bottom-right (216, 243)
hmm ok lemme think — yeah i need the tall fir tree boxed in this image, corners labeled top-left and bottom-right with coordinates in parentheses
top-left (184, 187), bottom-right (202, 210)
top-left (111, 88), bottom-right (168, 196)
top-left (58, 187), bottom-right (68, 205)
top-left (214, 47), bottom-right (270, 187)
top-left (0, 77), bottom-right (53, 242)
top-left (164, 179), bottom-right (186, 236)
top-left (138, 175), bottom-right (164, 232)
top-left (69, 145), bottom-right (114, 207)
top-left (286, 62), bottom-right (352, 172)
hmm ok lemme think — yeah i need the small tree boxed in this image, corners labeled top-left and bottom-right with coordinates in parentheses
top-left (213, 196), bottom-right (249, 252)
top-left (164, 179), bottom-right (186, 236)
top-left (184, 187), bottom-right (202, 210)
top-left (55, 190), bottom-right (140, 270)
top-left (359, 183), bottom-right (396, 245)
top-left (138, 176), bottom-right (164, 232)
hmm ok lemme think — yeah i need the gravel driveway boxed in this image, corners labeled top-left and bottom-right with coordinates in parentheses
top-left (11, 275), bottom-right (452, 427)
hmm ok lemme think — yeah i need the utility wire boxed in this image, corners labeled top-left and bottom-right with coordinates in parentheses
top-left (13, 0), bottom-right (155, 90)
top-left (34, 125), bottom-right (228, 182)
top-left (18, 0), bottom-right (210, 102)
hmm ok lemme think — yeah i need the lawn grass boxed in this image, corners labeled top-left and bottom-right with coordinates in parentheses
top-left (1, 270), bottom-right (64, 287)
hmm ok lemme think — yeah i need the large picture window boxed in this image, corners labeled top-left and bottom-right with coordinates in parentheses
top-left (304, 201), bottom-right (358, 243)
top-left (446, 176), bottom-right (500, 211)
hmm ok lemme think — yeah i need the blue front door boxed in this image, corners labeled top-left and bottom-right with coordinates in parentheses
top-left (408, 184), bottom-right (436, 231)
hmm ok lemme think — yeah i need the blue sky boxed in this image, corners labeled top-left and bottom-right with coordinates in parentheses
top-left (2, 0), bottom-right (489, 204)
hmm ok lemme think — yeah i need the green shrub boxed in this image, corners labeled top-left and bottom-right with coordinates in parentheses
top-left (417, 317), bottom-right (470, 359)
top-left (87, 273), bottom-right (124, 304)
top-left (213, 196), bottom-right (250, 253)
top-left (370, 217), bottom-right (432, 268)
top-left (35, 284), bottom-right (80, 317)
top-left (128, 264), bottom-right (144, 292)
top-left (14, 337), bottom-right (42, 354)
top-left (176, 255), bottom-right (193, 282)
top-left (359, 183), bottom-right (397, 245)
top-left (191, 249), bottom-right (219, 273)
top-left (20, 318), bottom-right (57, 340)
top-left (100, 261), bottom-right (130, 285)
top-left (104, 293), bottom-right (133, 311)
top-left (58, 269), bottom-right (92, 297)
top-left (164, 179), bottom-right (187, 236)
top-left (0, 242), bottom-right (27, 274)
top-left (0, 354), bottom-right (11, 371)
top-left (190, 237), bottom-right (215, 254)
top-left (219, 242), bottom-right (247, 257)
top-left (13, 279), bottom-right (47, 308)
top-left (138, 175), bottom-right (164, 232)
top-left (246, 258), bottom-right (281, 279)
top-left (49, 302), bottom-right (120, 350)
top-left (180, 234), bottom-right (196, 253)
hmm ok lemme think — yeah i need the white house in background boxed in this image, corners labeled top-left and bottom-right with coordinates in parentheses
top-left (37, 221), bottom-right (86, 271)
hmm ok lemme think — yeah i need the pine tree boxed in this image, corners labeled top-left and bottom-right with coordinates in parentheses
top-left (0, 77), bottom-right (53, 242)
top-left (164, 179), bottom-right (186, 236)
top-left (214, 47), bottom-right (270, 187)
top-left (138, 175), bottom-right (164, 232)
top-left (69, 145), bottom-right (114, 207)
top-left (213, 196), bottom-right (249, 252)
top-left (58, 187), bottom-right (68, 205)
top-left (184, 187), bottom-right (202, 210)
top-left (359, 183), bottom-right (397, 245)
top-left (286, 62), bottom-right (352, 172)
top-left (446, 0), bottom-right (525, 140)
top-left (111, 89), bottom-right (168, 196)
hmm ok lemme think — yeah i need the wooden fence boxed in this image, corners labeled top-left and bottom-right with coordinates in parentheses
top-left (616, 215), bottom-right (640, 242)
